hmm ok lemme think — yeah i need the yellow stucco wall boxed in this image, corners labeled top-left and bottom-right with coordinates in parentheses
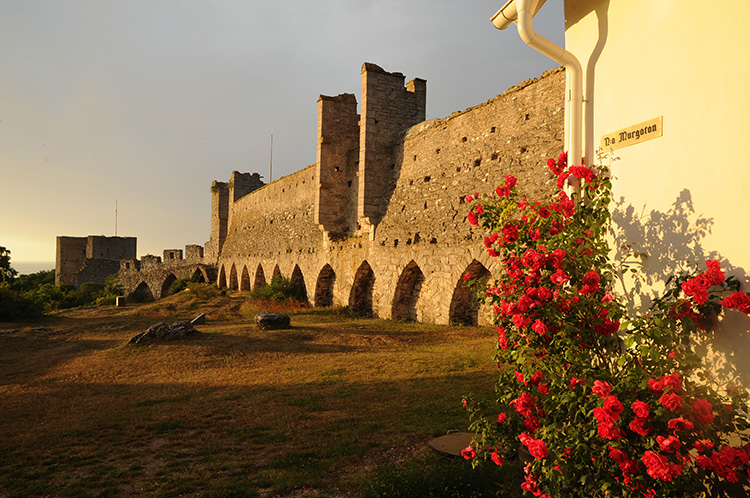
top-left (564, 0), bottom-right (750, 389)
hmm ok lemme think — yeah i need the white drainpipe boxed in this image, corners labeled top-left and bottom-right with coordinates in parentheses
top-left (491, 0), bottom-right (584, 169)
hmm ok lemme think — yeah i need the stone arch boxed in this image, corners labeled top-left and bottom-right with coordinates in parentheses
top-left (254, 263), bottom-right (267, 288)
top-left (130, 281), bottom-right (154, 302)
top-left (314, 264), bottom-right (336, 307)
top-left (192, 268), bottom-right (206, 283)
top-left (161, 273), bottom-right (178, 298)
top-left (229, 263), bottom-right (239, 290)
top-left (449, 259), bottom-right (492, 326)
top-left (391, 260), bottom-right (425, 321)
top-left (240, 265), bottom-right (251, 291)
top-left (290, 264), bottom-right (308, 303)
top-left (218, 265), bottom-right (227, 289)
top-left (272, 264), bottom-right (282, 281)
top-left (349, 261), bottom-right (375, 317)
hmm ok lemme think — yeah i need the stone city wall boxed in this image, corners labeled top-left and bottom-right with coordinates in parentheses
top-left (212, 66), bottom-right (565, 325)
top-left (110, 65), bottom-right (564, 323)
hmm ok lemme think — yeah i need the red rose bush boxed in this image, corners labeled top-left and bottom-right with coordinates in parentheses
top-left (462, 152), bottom-right (750, 497)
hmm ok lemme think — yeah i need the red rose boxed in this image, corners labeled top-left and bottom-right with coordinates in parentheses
top-left (505, 174), bottom-right (517, 188)
top-left (531, 319), bottom-right (548, 335)
top-left (657, 435), bottom-right (682, 453)
top-left (524, 415), bottom-right (541, 432)
top-left (497, 412), bottom-right (507, 424)
top-left (547, 249), bottom-right (565, 268)
top-left (660, 372), bottom-right (682, 393)
top-left (631, 400), bottom-right (650, 419)
top-left (603, 395), bottom-right (624, 417)
top-left (491, 450), bottom-right (505, 466)
top-left (511, 392), bottom-right (535, 417)
top-left (660, 393), bottom-right (683, 411)
top-left (629, 417), bottom-right (652, 436)
top-left (642, 451), bottom-right (682, 481)
top-left (667, 417), bottom-right (694, 432)
top-left (467, 211), bottom-right (478, 226)
top-left (580, 269), bottom-right (601, 294)
top-left (692, 398), bottom-right (714, 425)
top-left (593, 407), bottom-right (617, 424)
top-left (592, 380), bottom-right (612, 398)
top-left (597, 422), bottom-right (624, 440)
top-left (461, 446), bottom-right (476, 460)
top-left (550, 268), bottom-right (570, 286)
top-left (526, 437), bottom-right (549, 459)
top-left (515, 371), bottom-right (526, 384)
top-left (608, 446), bottom-right (628, 463)
top-left (648, 378), bottom-right (664, 395)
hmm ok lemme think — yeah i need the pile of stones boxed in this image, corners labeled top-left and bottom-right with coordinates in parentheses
top-left (128, 321), bottom-right (199, 345)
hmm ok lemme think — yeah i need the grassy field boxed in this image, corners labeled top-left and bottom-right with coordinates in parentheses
top-left (0, 284), bottom-right (514, 498)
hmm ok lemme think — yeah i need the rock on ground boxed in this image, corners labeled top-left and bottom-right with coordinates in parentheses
top-left (255, 312), bottom-right (291, 330)
top-left (128, 321), bottom-right (199, 345)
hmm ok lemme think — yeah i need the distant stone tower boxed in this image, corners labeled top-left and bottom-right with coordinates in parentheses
top-left (55, 235), bottom-right (136, 286)
top-left (313, 64), bottom-right (426, 239)
top-left (205, 171), bottom-right (264, 261)
top-left (314, 93), bottom-right (360, 237)
top-left (358, 63), bottom-right (426, 230)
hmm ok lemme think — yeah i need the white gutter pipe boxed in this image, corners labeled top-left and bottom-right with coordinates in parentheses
top-left (491, 0), bottom-right (584, 171)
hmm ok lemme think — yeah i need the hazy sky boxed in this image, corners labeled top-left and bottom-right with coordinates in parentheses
top-left (0, 0), bottom-right (564, 264)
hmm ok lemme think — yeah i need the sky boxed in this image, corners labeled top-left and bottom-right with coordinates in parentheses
top-left (0, 0), bottom-right (564, 265)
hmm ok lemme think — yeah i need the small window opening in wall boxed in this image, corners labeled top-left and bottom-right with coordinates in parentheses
top-left (394, 239), bottom-right (399, 247)
top-left (462, 136), bottom-right (467, 142)
top-left (474, 159), bottom-right (481, 167)
top-left (436, 148), bottom-right (441, 154)
top-left (456, 167), bottom-right (461, 172)
top-left (401, 204), bottom-right (406, 211)
top-left (491, 153), bottom-right (498, 161)
top-left (413, 155), bottom-right (417, 161)
top-left (430, 237), bottom-right (437, 244)
top-left (525, 113), bottom-right (530, 121)
top-left (424, 176), bottom-right (431, 182)
top-left (520, 147), bottom-right (527, 154)
top-left (282, 188), bottom-right (285, 192)
top-left (347, 180), bottom-right (352, 187)
top-left (374, 119), bottom-right (379, 124)
top-left (334, 166), bottom-right (340, 172)
top-left (423, 202), bottom-right (427, 209)
top-left (406, 238), bottom-right (412, 245)
top-left (414, 233), bottom-right (421, 243)
top-left (409, 180), bottom-right (413, 186)
top-left (491, 126), bottom-right (496, 133)
top-left (459, 196), bottom-right (465, 204)
top-left (390, 163), bottom-right (395, 170)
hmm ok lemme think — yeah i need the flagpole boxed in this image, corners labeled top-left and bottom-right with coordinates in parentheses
top-left (270, 134), bottom-right (273, 182)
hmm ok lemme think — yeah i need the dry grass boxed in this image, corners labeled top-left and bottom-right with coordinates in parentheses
top-left (0, 286), bottom-right (499, 498)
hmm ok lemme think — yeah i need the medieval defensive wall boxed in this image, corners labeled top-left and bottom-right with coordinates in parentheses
top-left (109, 63), bottom-right (565, 325)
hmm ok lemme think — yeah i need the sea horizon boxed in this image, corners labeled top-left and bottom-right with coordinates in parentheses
top-left (12, 261), bottom-right (55, 275)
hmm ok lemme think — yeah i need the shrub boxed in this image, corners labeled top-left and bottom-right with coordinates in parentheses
top-left (249, 276), bottom-right (307, 303)
top-left (463, 153), bottom-right (750, 497)
top-left (0, 284), bottom-right (45, 321)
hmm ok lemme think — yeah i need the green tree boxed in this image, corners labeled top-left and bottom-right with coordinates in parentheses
top-left (0, 246), bottom-right (17, 284)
